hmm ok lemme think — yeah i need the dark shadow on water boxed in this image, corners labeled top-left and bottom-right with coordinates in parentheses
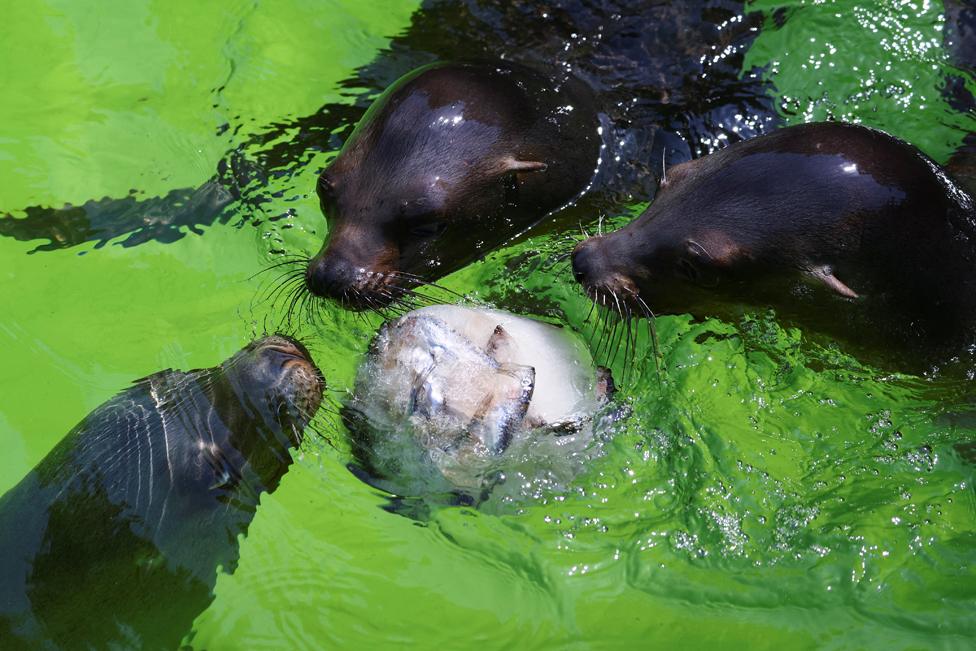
top-left (345, 462), bottom-right (479, 523)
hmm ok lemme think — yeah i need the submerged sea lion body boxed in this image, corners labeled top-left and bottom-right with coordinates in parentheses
top-left (345, 306), bottom-right (612, 494)
top-left (571, 122), bottom-right (976, 368)
top-left (0, 336), bottom-right (323, 650)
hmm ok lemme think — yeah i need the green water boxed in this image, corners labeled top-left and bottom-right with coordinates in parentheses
top-left (2, 1), bottom-right (975, 648)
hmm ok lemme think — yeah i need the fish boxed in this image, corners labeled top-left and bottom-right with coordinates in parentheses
top-left (345, 306), bottom-right (613, 494)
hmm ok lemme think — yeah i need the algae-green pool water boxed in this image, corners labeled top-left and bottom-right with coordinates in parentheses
top-left (1, 1), bottom-right (974, 648)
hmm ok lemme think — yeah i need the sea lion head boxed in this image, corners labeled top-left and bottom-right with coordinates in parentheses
top-left (306, 61), bottom-right (600, 309)
top-left (570, 165), bottom-right (740, 318)
top-left (217, 335), bottom-right (325, 448)
top-left (570, 122), bottom-right (927, 319)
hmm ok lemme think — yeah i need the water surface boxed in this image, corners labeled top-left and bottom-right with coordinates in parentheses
top-left (1, 1), bottom-right (974, 648)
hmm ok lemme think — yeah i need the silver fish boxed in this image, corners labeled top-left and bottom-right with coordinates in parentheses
top-left (346, 306), bottom-right (613, 493)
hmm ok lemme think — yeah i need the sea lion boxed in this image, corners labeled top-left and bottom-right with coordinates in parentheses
top-left (344, 306), bottom-right (613, 496)
top-left (304, 61), bottom-right (602, 308)
top-left (0, 335), bottom-right (323, 650)
top-left (571, 122), bottom-right (976, 369)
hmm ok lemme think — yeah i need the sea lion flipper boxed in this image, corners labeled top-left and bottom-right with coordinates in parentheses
top-left (809, 265), bottom-right (859, 299)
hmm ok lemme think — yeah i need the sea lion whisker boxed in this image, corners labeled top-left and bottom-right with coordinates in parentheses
top-left (372, 286), bottom-right (408, 313)
top-left (621, 301), bottom-right (634, 383)
top-left (375, 289), bottom-right (417, 318)
top-left (595, 293), bottom-right (617, 363)
top-left (395, 288), bottom-right (439, 309)
top-left (608, 289), bottom-right (631, 372)
top-left (634, 294), bottom-right (662, 374)
top-left (283, 284), bottom-right (306, 330)
top-left (262, 275), bottom-right (305, 310)
top-left (296, 291), bottom-right (312, 326)
top-left (595, 317), bottom-right (609, 364)
top-left (271, 281), bottom-right (298, 315)
top-left (301, 416), bottom-right (342, 452)
top-left (597, 290), bottom-right (615, 361)
top-left (255, 268), bottom-right (304, 300)
top-left (362, 293), bottom-right (392, 322)
top-left (584, 293), bottom-right (597, 325)
top-left (606, 308), bottom-right (623, 368)
top-left (387, 272), bottom-right (467, 301)
top-left (305, 297), bottom-right (322, 326)
top-left (584, 304), bottom-right (598, 351)
top-left (268, 286), bottom-right (304, 326)
top-left (592, 294), bottom-right (609, 360)
top-left (391, 296), bottom-right (423, 316)
top-left (381, 281), bottom-right (447, 310)
top-left (585, 289), bottom-right (602, 353)
top-left (247, 257), bottom-right (308, 281)
top-left (304, 293), bottom-right (320, 327)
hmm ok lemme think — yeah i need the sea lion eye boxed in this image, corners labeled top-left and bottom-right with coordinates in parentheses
top-left (317, 175), bottom-right (339, 220)
top-left (677, 257), bottom-right (700, 282)
top-left (409, 219), bottom-right (448, 238)
top-left (400, 198), bottom-right (447, 238)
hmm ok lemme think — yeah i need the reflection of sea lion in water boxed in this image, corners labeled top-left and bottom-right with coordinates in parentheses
top-left (571, 122), bottom-right (976, 370)
top-left (305, 61), bottom-right (602, 308)
top-left (0, 336), bottom-right (323, 650)
top-left (345, 306), bottom-right (614, 495)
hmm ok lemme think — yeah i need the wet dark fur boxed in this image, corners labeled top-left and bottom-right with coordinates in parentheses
top-left (572, 122), bottom-right (976, 371)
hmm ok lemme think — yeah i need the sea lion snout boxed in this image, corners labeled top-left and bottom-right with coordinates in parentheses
top-left (571, 236), bottom-right (639, 299)
top-left (241, 335), bottom-right (325, 418)
top-left (306, 249), bottom-right (360, 300)
top-left (306, 227), bottom-right (400, 309)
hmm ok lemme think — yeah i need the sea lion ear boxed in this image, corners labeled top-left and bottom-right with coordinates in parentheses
top-left (317, 173), bottom-right (337, 200)
top-left (497, 157), bottom-right (547, 175)
top-left (809, 265), bottom-right (859, 299)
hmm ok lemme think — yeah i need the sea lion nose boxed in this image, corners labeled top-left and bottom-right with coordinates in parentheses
top-left (572, 237), bottom-right (639, 297)
top-left (305, 250), bottom-right (359, 299)
top-left (571, 237), bottom-right (604, 285)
